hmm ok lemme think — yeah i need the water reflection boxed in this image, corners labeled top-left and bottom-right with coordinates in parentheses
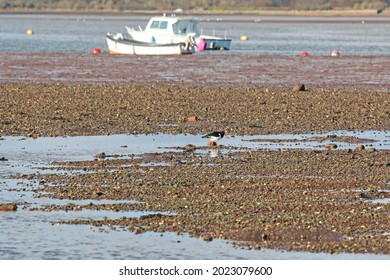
top-left (208, 149), bottom-right (221, 158)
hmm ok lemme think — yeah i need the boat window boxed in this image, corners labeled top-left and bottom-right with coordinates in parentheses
top-left (150, 21), bottom-right (160, 29)
top-left (159, 21), bottom-right (168, 29)
top-left (188, 22), bottom-right (198, 33)
top-left (173, 20), bottom-right (199, 34)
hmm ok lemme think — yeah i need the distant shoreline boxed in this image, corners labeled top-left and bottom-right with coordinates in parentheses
top-left (0, 9), bottom-right (390, 24)
top-left (0, 8), bottom-right (389, 17)
top-left (2, 9), bottom-right (389, 24)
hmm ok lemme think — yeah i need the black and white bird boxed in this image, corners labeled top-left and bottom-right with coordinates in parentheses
top-left (202, 131), bottom-right (228, 146)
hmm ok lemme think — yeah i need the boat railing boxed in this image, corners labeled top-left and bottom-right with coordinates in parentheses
top-left (200, 28), bottom-right (229, 39)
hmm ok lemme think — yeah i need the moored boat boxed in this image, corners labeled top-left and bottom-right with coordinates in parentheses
top-left (125, 15), bottom-right (232, 51)
top-left (106, 33), bottom-right (195, 55)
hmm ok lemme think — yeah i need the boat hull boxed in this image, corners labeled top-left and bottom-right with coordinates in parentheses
top-left (198, 36), bottom-right (232, 50)
top-left (106, 33), bottom-right (194, 55)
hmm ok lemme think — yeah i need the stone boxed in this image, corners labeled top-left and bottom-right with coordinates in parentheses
top-left (0, 204), bottom-right (17, 211)
top-left (187, 116), bottom-right (197, 122)
top-left (355, 145), bottom-right (365, 151)
top-left (202, 235), bottom-right (213, 242)
top-left (94, 152), bottom-right (106, 159)
top-left (324, 144), bottom-right (338, 149)
top-left (184, 144), bottom-right (196, 152)
top-left (292, 84), bottom-right (305, 92)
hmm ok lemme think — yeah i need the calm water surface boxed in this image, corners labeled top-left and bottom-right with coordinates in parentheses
top-left (0, 14), bottom-right (389, 55)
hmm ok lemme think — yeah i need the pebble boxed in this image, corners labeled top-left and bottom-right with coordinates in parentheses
top-left (94, 152), bottom-right (106, 159)
top-left (184, 144), bottom-right (196, 152)
top-left (1, 83), bottom-right (388, 137)
top-left (292, 84), bottom-right (305, 92)
top-left (0, 204), bottom-right (17, 211)
top-left (355, 145), bottom-right (365, 151)
top-left (324, 144), bottom-right (338, 149)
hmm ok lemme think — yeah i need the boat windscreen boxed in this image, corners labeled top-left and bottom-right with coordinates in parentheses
top-left (172, 20), bottom-right (199, 35)
top-left (150, 20), bottom-right (169, 30)
top-left (150, 21), bottom-right (160, 29)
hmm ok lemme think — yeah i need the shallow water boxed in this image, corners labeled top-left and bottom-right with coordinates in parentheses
top-left (0, 14), bottom-right (390, 55)
top-left (1, 131), bottom-right (389, 259)
top-left (1, 130), bottom-right (389, 163)
top-left (3, 213), bottom-right (387, 260)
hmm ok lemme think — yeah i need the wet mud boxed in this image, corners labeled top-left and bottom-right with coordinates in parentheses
top-left (1, 53), bottom-right (390, 90)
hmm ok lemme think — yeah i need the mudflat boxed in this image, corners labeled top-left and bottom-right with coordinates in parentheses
top-left (1, 52), bottom-right (389, 255)
top-left (1, 53), bottom-right (389, 137)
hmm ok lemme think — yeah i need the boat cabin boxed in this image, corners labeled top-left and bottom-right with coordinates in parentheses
top-left (144, 16), bottom-right (200, 36)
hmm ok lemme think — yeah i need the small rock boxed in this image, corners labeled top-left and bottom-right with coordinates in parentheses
top-left (292, 84), bottom-right (305, 92)
top-left (355, 145), bottom-right (365, 151)
top-left (0, 156), bottom-right (8, 161)
top-left (0, 204), bottom-right (17, 211)
top-left (184, 144), bottom-right (196, 152)
top-left (359, 193), bottom-right (370, 199)
top-left (1, 118), bottom-right (13, 125)
top-left (367, 148), bottom-right (376, 153)
top-left (93, 191), bottom-right (104, 197)
top-left (187, 116), bottom-right (198, 122)
top-left (94, 152), bottom-right (106, 159)
top-left (202, 235), bottom-right (213, 242)
top-left (324, 144), bottom-right (338, 149)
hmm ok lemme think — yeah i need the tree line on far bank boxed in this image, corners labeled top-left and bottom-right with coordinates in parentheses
top-left (1, 0), bottom-right (389, 11)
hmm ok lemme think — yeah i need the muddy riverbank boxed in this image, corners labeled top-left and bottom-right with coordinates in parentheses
top-left (1, 53), bottom-right (389, 257)
top-left (1, 53), bottom-right (389, 137)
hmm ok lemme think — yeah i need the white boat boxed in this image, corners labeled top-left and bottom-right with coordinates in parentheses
top-left (106, 33), bottom-right (195, 55)
top-left (125, 15), bottom-right (232, 51)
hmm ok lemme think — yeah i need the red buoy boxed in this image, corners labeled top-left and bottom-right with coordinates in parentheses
top-left (92, 48), bottom-right (101, 55)
top-left (300, 51), bottom-right (309, 57)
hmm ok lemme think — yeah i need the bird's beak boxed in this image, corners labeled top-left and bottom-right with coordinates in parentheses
top-left (225, 133), bottom-right (230, 139)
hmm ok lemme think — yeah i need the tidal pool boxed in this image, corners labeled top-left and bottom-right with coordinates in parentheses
top-left (1, 131), bottom-right (389, 259)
